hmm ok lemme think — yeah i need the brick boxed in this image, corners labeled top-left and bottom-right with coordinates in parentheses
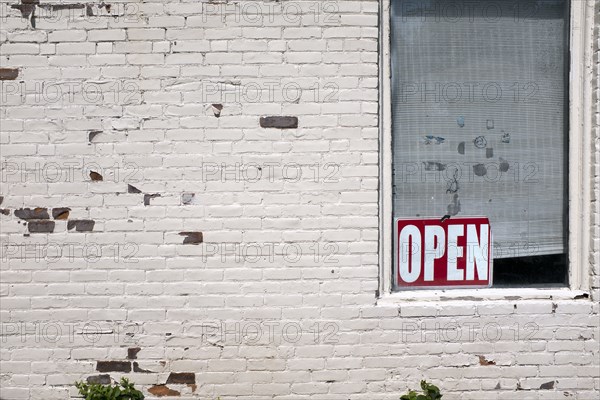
top-left (27, 220), bottom-right (55, 233)
top-left (51, 208), bottom-right (70, 220)
top-left (0, 68), bottom-right (19, 80)
top-left (259, 116), bottom-right (298, 129)
top-left (67, 220), bottom-right (95, 232)
top-left (166, 372), bottom-right (195, 384)
top-left (86, 375), bottom-right (111, 384)
top-left (14, 208), bottom-right (49, 220)
top-left (96, 361), bottom-right (131, 373)
top-left (148, 385), bottom-right (180, 397)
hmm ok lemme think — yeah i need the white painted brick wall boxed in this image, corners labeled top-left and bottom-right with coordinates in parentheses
top-left (0, 0), bottom-right (598, 399)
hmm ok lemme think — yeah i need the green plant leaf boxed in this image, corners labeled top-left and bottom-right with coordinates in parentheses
top-left (401, 381), bottom-right (442, 400)
top-left (75, 378), bottom-right (145, 400)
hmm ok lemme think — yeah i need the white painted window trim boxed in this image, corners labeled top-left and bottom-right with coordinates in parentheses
top-left (378, 0), bottom-right (596, 300)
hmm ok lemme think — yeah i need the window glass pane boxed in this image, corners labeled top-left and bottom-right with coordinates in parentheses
top-left (391, 0), bottom-right (569, 286)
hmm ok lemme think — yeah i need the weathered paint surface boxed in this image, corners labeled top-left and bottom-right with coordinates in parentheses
top-left (0, 1), bottom-right (598, 399)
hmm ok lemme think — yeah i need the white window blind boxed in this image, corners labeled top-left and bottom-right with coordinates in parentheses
top-left (391, 0), bottom-right (569, 258)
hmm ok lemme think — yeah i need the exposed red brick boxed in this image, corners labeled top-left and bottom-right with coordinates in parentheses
top-left (148, 385), bottom-right (180, 397)
top-left (179, 232), bottom-right (203, 245)
top-left (96, 361), bottom-right (131, 373)
top-left (0, 68), bottom-right (19, 81)
top-left (167, 372), bottom-right (195, 385)
top-left (133, 362), bottom-right (152, 373)
top-left (67, 220), bottom-right (95, 232)
top-left (28, 221), bottom-right (55, 233)
top-left (89, 171), bottom-right (103, 181)
top-left (540, 381), bottom-right (555, 390)
top-left (259, 116), bottom-right (298, 129)
top-left (15, 208), bottom-right (49, 220)
top-left (127, 347), bottom-right (141, 359)
top-left (478, 356), bottom-right (496, 366)
top-left (52, 208), bottom-right (70, 220)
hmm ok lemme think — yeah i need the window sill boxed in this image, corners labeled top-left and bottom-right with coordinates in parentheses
top-left (377, 288), bottom-right (590, 305)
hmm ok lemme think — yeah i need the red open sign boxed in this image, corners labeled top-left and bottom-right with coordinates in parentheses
top-left (395, 217), bottom-right (493, 288)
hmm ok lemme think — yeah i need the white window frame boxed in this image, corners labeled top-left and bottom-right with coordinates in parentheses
top-left (378, 0), bottom-right (595, 301)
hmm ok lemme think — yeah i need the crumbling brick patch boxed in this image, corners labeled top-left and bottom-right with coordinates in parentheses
top-left (28, 221), bottom-right (55, 233)
top-left (132, 362), bottom-right (153, 373)
top-left (10, 2), bottom-right (36, 19)
top-left (478, 356), bottom-right (496, 366)
top-left (40, 3), bottom-right (85, 11)
top-left (128, 185), bottom-right (142, 194)
top-left (144, 194), bottom-right (161, 206)
top-left (96, 361), bottom-right (131, 373)
top-left (0, 209), bottom-right (10, 216)
top-left (89, 171), bottom-right (103, 181)
top-left (127, 347), bottom-right (141, 359)
top-left (212, 104), bottom-right (223, 117)
top-left (87, 375), bottom-right (111, 385)
top-left (52, 208), bottom-right (70, 220)
top-left (15, 208), bottom-right (49, 220)
top-left (100, 3), bottom-right (112, 13)
top-left (179, 232), bottom-right (203, 245)
top-left (148, 385), bottom-right (180, 397)
top-left (540, 381), bottom-right (555, 390)
top-left (67, 220), bottom-right (95, 232)
top-left (11, 1), bottom-right (39, 27)
top-left (259, 116), bottom-right (298, 129)
top-left (181, 192), bottom-right (195, 205)
top-left (166, 372), bottom-right (196, 385)
top-left (88, 130), bottom-right (102, 142)
top-left (0, 68), bottom-right (19, 81)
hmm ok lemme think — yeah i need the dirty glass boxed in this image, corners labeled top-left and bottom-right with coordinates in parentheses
top-left (391, 0), bottom-right (569, 286)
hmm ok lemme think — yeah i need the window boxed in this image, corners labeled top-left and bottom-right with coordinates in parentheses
top-left (380, 0), bottom-right (593, 293)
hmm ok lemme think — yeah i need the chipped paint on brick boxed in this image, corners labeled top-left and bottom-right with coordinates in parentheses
top-left (15, 208), bottom-right (49, 220)
top-left (52, 208), bottom-right (70, 220)
top-left (88, 130), bottom-right (102, 142)
top-left (179, 232), bottom-right (203, 245)
top-left (27, 220), bottom-right (55, 233)
top-left (0, 68), bottom-right (19, 80)
top-left (86, 375), bottom-right (111, 385)
top-left (259, 116), bottom-right (298, 129)
top-left (212, 103), bottom-right (224, 117)
top-left (478, 356), bottom-right (496, 366)
top-left (132, 362), bottom-right (153, 373)
top-left (540, 381), bottom-right (555, 390)
top-left (89, 171), bottom-right (103, 181)
top-left (144, 193), bottom-right (161, 206)
top-left (166, 372), bottom-right (195, 385)
top-left (181, 192), bottom-right (195, 205)
top-left (148, 385), bottom-right (180, 397)
top-left (128, 185), bottom-right (142, 194)
top-left (41, 3), bottom-right (85, 11)
top-left (96, 361), bottom-right (131, 373)
top-left (127, 347), bottom-right (141, 359)
top-left (67, 220), bottom-right (95, 232)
